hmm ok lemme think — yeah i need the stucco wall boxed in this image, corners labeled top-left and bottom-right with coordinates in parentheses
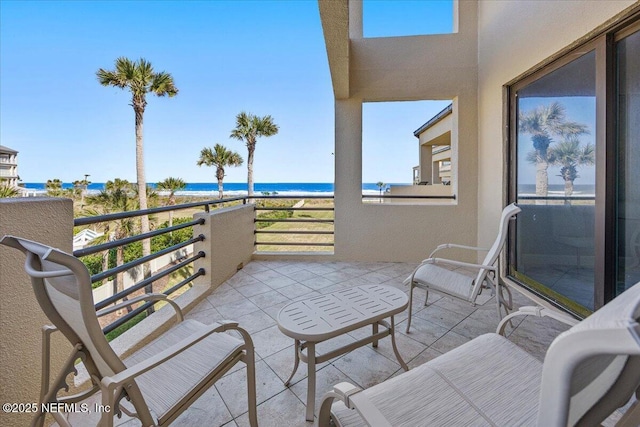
top-left (387, 184), bottom-right (452, 198)
top-left (193, 204), bottom-right (255, 290)
top-left (476, 0), bottom-right (637, 249)
top-left (330, 0), bottom-right (479, 261)
top-left (0, 198), bottom-right (74, 427)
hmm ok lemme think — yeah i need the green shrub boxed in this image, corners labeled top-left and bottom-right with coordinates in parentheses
top-left (256, 209), bottom-right (293, 229)
top-left (105, 311), bottom-right (147, 341)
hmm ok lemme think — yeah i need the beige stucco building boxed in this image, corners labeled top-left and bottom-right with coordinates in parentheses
top-left (319, 0), bottom-right (640, 314)
top-left (413, 104), bottom-right (453, 186)
top-left (0, 145), bottom-right (19, 188)
top-left (389, 104), bottom-right (453, 199)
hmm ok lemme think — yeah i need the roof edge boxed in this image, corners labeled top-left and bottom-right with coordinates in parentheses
top-left (413, 104), bottom-right (453, 137)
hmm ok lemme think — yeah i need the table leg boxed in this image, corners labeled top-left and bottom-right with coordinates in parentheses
top-left (372, 322), bottom-right (379, 347)
top-left (284, 339), bottom-right (300, 387)
top-left (390, 316), bottom-right (409, 371)
top-left (305, 342), bottom-right (316, 422)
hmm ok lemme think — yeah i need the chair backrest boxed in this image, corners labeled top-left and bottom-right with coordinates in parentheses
top-left (538, 281), bottom-right (640, 426)
top-left (470, 203), bottom-right (521, 300)
top-left (0, 235), bottom-right (127, 380)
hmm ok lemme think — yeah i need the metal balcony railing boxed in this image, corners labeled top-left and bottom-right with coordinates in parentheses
top-left (516, 195), bottom-right (595, 203)
top-left (73, 195), bottom-right (336, 335)
top-left (362, 194), bottom-right (457, 201)
top-left (73, 197), bottom-right (247, 335)
top-left (253, 195), bottom-right (335, 250)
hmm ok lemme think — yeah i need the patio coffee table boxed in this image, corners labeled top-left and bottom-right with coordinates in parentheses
top-left (277, 284), bottom-right (409, 421)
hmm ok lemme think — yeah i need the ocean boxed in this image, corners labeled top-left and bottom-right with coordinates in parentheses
top-left (22, 182), bottom-right (407, 197)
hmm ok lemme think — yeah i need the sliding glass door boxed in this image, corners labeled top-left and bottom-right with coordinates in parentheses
top-left (616, 28), bottom-right (640, 296)
top-left (508, 14), bottom-right (640, 317)
top-left (513, 50), bottom-right (596, 316)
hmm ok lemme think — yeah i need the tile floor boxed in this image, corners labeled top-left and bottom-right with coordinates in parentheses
top-left (71, 260), bottom-right (574, 426)
top-left (174, 260), bottom-right (571, 426)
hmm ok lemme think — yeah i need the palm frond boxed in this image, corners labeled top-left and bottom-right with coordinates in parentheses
top-left (97, 57), bottom-right (178, 100)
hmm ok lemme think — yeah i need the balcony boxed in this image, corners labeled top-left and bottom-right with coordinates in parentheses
top-left (69, 259), bottom-right (576, 426)
top-left (1, 197), bottom-right (590, 427)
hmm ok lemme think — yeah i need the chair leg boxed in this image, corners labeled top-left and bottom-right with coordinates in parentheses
top-left (246, 348), bottom-right (258, 427)
top-left (495, 282), bottom-right (514, 329)
top-left (424, 288), bottom-right (429, 306)
top-left (406, 282), bottom-right (414, 333)
top-left (98, 385), bottom-right (116, 427)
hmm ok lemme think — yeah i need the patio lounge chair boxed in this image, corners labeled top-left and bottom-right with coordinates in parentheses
top-left (0, 235), bottom-right (258, 427)
top-left (318, 280), bottom-right (640, 427)
top-left (404, 203), bottom-right (521, 332)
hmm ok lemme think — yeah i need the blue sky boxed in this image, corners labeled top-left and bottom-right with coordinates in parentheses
top-left (1, 0), bottom-right (453, 184)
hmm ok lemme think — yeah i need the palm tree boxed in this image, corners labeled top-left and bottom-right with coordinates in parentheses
top-left (229, 112), bottom-right (278, 197)
top-left (518, 102), bottom-right (588, 196)
top-left (197, 144), bottom-right (243, 199)
top-left (156, 177), bottom-right (186, 229)
top-left (548, 138), bottom-right (595, 196)
top-left (376, 181), bottom-right (386, 203)
top-left (0, 179), bottom-right (19, 198)
top-left (96, 57), bottom-right (178, 266)
top-left (45, 178), bottom-right (68, 197)
top-left (72, 174), bottom-right (91, 206)
top-left (156, 177), bottom-right (186, 206)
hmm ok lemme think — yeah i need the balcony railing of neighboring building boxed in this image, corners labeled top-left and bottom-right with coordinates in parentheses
top-left (73, 195), bottom-right (335, 334)
top-left (432, 146), bottom-right (450, 156)
top-left (413, 166), bottom-right (420, 185)
top-left (363, 194), bottom-right (456, 201)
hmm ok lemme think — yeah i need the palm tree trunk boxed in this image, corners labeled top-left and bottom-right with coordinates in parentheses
top-left (168, 193), bottom-right (175, 237)
top-left (535, 149), bottom-right (549, 199)
top-left (216, 167), bottom-right (225, 199)
top-left (134, 104), bottom-right (153, 308)
top-left (116, 246), bottom-right (124, 296)
top-left (565, 179), bottom-right (574, 197)
top-left (247, 145), bottom-right (255, 198)
top-left (102, 250), bottom-right (109, 280)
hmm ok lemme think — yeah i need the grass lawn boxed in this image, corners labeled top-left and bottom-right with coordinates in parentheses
top-left (255, 199), bottom-right (334, 252)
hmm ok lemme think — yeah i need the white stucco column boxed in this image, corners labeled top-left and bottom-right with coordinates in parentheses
top-left (0, 198), bottom-right (74, 427)
top-left (193, 204), bottom-right (255, 291)
top-left (420, 143), bottom-right (433, 185)
top-left (334, 98), bottom-right (363, 259)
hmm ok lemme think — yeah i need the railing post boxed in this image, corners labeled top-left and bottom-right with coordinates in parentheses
top-left (0, 198), bottom-right (75, 427)
top-left (193, 204), bottom-right (255, 291)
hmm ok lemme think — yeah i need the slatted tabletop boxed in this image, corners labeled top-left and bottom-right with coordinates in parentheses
top-left (277, 284), bottom-right (408, 341)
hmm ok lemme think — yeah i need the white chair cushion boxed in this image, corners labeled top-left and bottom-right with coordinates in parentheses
top-left (331, 333), bottom-right (542, 427)
top-left (125, 319), bottom-right (244, 424)
top-left (409, 263), bottom-right (477, 301)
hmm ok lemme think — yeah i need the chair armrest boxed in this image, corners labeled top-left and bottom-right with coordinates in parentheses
top-left (426, 257), bottom-right (496, 272)
top-left (429, 243), bottom-right (489, 258)
top-left (403, 258), bottom-right (495, 287)
top-left (96, 293), bottom-right (183, 322)
top-left (101, 320), bottom-right (244, 391)
top-left (318, 382), bottom-right (392, 427)
top-left (496, 305), bottom-right (579, 336)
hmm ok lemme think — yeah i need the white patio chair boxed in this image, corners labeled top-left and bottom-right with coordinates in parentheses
top-left (318, 280), bottom-right (640, 427)
top-left (404, 203), bottom-right (521, 332)
top-left (1, 235), bottom-right (258, 427)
